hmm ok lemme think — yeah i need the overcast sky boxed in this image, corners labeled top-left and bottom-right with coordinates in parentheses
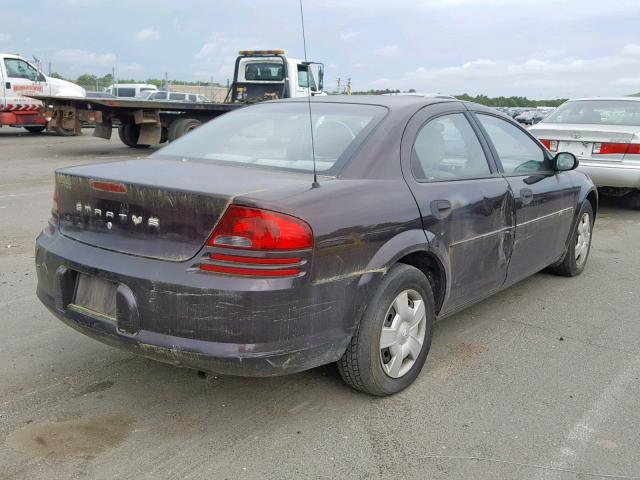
top-left (1, 0), bottom-right (640, 98)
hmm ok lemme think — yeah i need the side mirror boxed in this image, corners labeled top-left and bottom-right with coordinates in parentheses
top-left (554, 152), bottom-right (578, 171)
top-left (318, 64), bottom-right (324, 92)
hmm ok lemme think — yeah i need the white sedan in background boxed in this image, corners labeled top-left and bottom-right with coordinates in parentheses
top-left (530, 97), bottom-right (640, 207)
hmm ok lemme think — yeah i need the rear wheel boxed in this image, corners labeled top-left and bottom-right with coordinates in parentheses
top-left (548, 201), bottom-right (593, 277)
top-left (24, 125), bottom-right (46, 134)
top-left (167, 117), bottom-right (202, 142)
top-left (338, 264), bottom-right (435, 396)
top-left (118, 124), bottom-right (150, 149)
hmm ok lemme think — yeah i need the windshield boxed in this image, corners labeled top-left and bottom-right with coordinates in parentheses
top-left (155, 102), bottom-right (387, 174)
top-left (543, 100), bottom-right (640, 126)
top-left (244, 62), bottom-right (284, 81)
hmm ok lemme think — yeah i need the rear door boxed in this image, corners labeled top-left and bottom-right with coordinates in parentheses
top-left (0, 60), bottom-right (5, 107)
top-left (401, 103), bottom-right (514, 313)
top-left (472, 112), bottom-right (577, 284)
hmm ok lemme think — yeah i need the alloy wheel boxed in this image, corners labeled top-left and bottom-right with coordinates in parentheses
top-left (575, 212), bottom-right (591, 267)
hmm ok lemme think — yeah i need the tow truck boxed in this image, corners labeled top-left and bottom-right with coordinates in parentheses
top-left (0, 53), bottom-right (85, 133)
top-left (31, 50), bottom-right (325, 148)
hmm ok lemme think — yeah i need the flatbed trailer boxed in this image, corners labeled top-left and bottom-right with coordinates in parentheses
top-left (26, 49), bottom-right (325, 148)
top-left (29, 95), bottom-right (243, 148)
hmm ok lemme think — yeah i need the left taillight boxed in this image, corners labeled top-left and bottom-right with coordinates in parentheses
top-left (45, 187), bottom-right (60, 234)
top-left (197, 205), bottom-right (313, 278)
top-left (539, 139), bottom-right (558, 152)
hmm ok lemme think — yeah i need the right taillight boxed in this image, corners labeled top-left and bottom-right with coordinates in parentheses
top-left (198, 205), bottom-right (313, 277)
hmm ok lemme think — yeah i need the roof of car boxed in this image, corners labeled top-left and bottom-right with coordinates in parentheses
top-left (567, 97), bottom-right (640, 102)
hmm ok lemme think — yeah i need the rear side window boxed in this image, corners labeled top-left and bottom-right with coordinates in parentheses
top-left (155, 102), bottom-right (387, 174)
top-left (244, 62), bottom-right (284, 81)
top-left (114, 87), bottom-right (136, 97)
top-left (476, 114), bottom-right (548, 175)
top-left (170, 93), bottom-right (186, 100)
top-left (411, 113), bottom-right (491, 181)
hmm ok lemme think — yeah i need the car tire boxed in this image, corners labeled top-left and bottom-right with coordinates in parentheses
top-left (337, 264), bottom-right (435, 396)
top-left (167, 117), bottom-right (202, 142)
top-left (24, 126), bottom-right (46, 134)
top-left (547, 201), bottom-right (594, 277)
top-left (118, 124), bottom-right (150, 149)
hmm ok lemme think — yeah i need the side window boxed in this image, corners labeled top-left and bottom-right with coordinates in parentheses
top-left (476, 114), bottom-right (548, 174)
top-left (154, 92), bottom-right (167, 100)
top-left (297, 65), bottom-right (309, 88)
top-left (411, 113), bottom-right (491, 181)
top-left (170, 93), bottom-right (186, 101)
top-left (4, 58), bottom-right (39, 80)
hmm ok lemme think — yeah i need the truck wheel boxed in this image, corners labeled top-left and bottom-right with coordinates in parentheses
top-left (118, 124), bottom-right (150, 149)
top-left (25, 126), bottom-right (47, 134)
top-left (55, 125), bottom-right (77, 136)
top-left (337, 264), bottom-right (435, 396)
top-left (167, 118), bottom-right (202, 142)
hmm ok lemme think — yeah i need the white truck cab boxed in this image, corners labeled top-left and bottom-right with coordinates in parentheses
top-left (230, 50), bottom-right (324, 102)
top-left (0, 53), bottom-right (85, 132)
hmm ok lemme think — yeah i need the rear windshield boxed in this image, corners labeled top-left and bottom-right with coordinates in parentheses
top-left (543, 100), bottom-right (640, 126)
top-left (155, 102), bottom-right (387, 174)
top-left (244, 62), bottom-right (284, 81)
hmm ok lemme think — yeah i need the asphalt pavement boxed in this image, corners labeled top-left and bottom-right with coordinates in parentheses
top-left (1, 128), bottom-right (639, 479)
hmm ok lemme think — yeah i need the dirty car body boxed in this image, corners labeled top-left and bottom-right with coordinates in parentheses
top-left (35, 96), bottom-right (597, 379)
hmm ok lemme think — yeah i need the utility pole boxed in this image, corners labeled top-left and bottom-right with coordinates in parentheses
top-left (48, 62), bottom-right (51, 76)
top-left (164, 72), bottom-right (168, 91)
top-left (112, 67), bottom-right (117, 96)
top-left (346, 78), bottom-right (352, 95)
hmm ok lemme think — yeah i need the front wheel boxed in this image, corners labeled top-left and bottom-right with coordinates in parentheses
top-left (24, 125), bottom-right (46, 134)
top-left (548, 201), bottom-right (594, 277)
top-left (338, 264), bottom-right (435, 396)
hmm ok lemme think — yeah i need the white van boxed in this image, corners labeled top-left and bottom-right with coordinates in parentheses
top-left (104, 84), bottom-right (158, 98)
top-left (0, 53), bottom-right (85, 133)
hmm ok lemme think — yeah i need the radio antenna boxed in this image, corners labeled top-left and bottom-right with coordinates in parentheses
top-left (299, 0), bottom-right (320, 188)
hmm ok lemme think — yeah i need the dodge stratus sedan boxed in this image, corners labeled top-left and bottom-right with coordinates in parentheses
top-left (36, 96), bottom-right (597, 395)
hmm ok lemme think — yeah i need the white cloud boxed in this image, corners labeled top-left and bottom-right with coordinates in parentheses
top-left (135, 28), bottom-right (160, 42)
top-left (53, 49), bottom-right (117, 67)
top-left (368, 47), bottom-right (640, 97)
top-left (376, 45), bottom-right (400, 56)
top-left (621, 44), bottom-right (640, 58)
top-left (0, 32), bottom-right (10, 42)
top-left (339, 31), bottom-right (359, 41)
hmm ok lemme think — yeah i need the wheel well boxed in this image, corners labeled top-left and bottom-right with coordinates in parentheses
top-left (586, 190), bottom-right (598, 220)
top-left (397, 251), bottom-right (446, 314)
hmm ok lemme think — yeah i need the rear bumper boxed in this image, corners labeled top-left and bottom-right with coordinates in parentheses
top-left (0, 111), bottom-right (46, 127)
top-left (35, 231), bottom-right (355, 377)
top-left (578, 161), bottom-right (640, 189)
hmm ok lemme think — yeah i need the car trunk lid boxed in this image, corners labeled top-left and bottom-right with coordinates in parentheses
top-left (531, 123), bottom-right (638, 162)
top-left (55, 157), bottom-right (316, 261)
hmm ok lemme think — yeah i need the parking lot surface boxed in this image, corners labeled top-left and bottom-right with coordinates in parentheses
top-left (1, 128), bottom-right (639, 479)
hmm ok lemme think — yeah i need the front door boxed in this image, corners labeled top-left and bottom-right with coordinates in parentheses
top-left (472, 112), bottom-right (578, 285)
top-left (401, 103), bottom-right (514, 314)
top-left (2, 57), bottom-right (48, 109)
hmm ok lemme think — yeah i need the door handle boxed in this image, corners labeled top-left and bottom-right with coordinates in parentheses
top-left (431, 199), bottom-right (452, 218)
top-left (520, 188), bottom-right (534, 205)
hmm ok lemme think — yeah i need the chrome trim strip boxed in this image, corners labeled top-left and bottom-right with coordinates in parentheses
top-left (516, 206), bottom-right (573, 228)
top-left (449, 206), bottom-right (574, 246)
top-left (450, 227), bottom-right (512, 247)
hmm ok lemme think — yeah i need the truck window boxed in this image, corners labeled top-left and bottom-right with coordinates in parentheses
top-left (296, 65), bottom-right (317, 90)
top-left (188, 94), bottom-right (197, 101)
top-left (244, 62), bottom-right (284, 81)
top-left (170, 93), bottom-right (186, 101)
top-left (4, 58), bottom-right (39, 81)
